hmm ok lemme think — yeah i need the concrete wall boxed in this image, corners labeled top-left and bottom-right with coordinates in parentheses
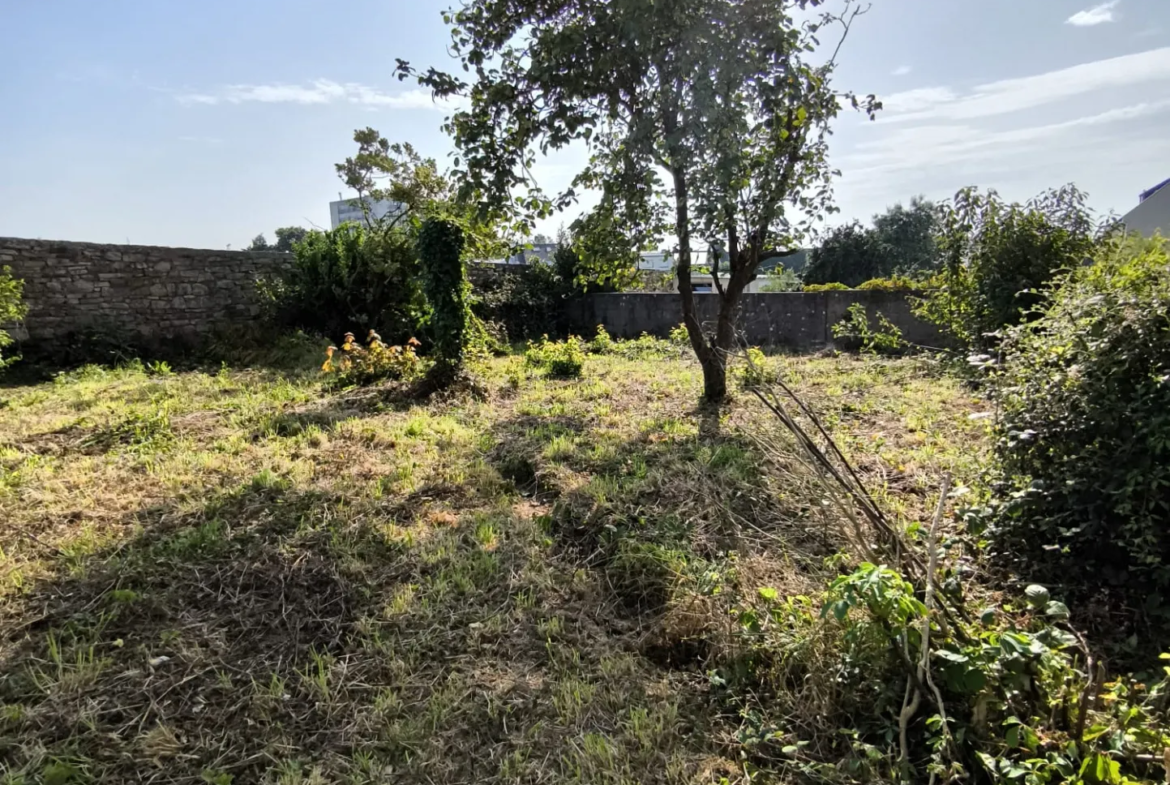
top-left (569, 290), bottom-right (945, 350)
top-left (0, 237), bottom-right (292, 344)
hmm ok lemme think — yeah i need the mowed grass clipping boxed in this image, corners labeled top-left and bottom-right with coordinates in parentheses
top-left (0, 350), bottom-right (987, 784)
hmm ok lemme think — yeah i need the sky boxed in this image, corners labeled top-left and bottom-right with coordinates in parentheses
top-left (1, 0), bottom-right (1168, 250)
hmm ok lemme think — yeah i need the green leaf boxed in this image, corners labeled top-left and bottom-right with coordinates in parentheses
top-left (758, 586), bottom-right (779, 602)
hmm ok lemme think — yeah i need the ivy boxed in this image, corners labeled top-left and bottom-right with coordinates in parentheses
top-left (417, 217), bottom-right (469, 382)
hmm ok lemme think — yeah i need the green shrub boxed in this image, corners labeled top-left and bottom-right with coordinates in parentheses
top-left (831, 303), bottom-right (907, 355)
top-left (588, 324), bottom-right (615, 354)
top-left (856, 275), bottom-right (925, 292)
top-left (802, 282), bottom-right (849, 292)
top-left (417, 217), bottom-right (469, 380)
top-left (987, 235), bottom-right (1170, 614)
top-left (525, 335), bottom-right (586, 379)
top-left (0, 266), bottom-right (28, 370)
top-left (257, 224), bottom-right (424, 345)
top-left (738, 347), bottom-right (771, 389)
top-left (915, 185), bottom-right (1098, 351)
top-left (473, 261), bottom-right (570, 341)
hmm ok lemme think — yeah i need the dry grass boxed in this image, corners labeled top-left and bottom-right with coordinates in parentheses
top-left (0, 348), bottom-right (988, 784)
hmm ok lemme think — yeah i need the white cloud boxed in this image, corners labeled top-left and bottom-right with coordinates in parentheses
top-left (1066, 1), bottom-right (1120, 27)
top-left (879, 47), bottom-right (1170, 123)
top-left (175, 80), bottom-right (455, 110)
top-left (891, 65), bottom-right (912, 77)
top-left (841, 100), bottom-right (1170, 188)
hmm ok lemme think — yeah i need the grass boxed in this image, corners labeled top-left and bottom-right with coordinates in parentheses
top-left (0, 348), bottom-right (988, 784)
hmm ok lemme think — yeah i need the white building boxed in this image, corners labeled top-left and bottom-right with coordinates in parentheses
top-left (329, 197), bottom-right (406, 229)
top-left (1121, 178), bottom-right (1170, 238)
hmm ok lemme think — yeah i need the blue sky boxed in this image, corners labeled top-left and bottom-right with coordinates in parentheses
top-left (1, 0), bottom-right (1168, 249)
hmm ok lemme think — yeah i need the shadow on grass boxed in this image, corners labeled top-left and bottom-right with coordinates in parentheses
top-left (0, 462), bottom-right (708, 783)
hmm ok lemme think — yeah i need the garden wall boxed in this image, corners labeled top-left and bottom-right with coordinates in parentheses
top-left (0, 237), bottom-right (293, 344)
top-left (569, 291), bottom-right (944, 350)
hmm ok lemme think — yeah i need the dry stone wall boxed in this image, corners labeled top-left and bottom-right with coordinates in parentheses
top-left (0, 237), bottom-right (293, 344)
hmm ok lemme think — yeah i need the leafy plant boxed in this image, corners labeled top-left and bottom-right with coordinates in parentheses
top-left (524, 335), bottom-right (586, 379)
top-left (738, 347), bottom-right (771, 389)
top-left (986, 234), bottom-right (1170, 628)
top-left (803, 282), bottom-right (849, 292)
top-left (257, 223), bottom-right (425, 346)
top-left (726, 561), bottom-right (1170, 784)
top-left (588, 325), bottom-right (615, 355)
top-left (914, 185), bottom-right (1099, 351)
top-left (473, 260), bottom-right (570, 341)
top-left (321, 330), bottom-right (424, 387)
top-left (417, 217), bottom-right (469, 385)
top-left (831, 303), bottom-right (907, 355)
top-left (856, 276), bottom-right (926, 292)
top-left (0, 265), bottom-right (28, 370)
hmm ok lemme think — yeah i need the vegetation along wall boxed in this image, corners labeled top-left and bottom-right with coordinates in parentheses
top-left (0, 237), bottom-right (294, 344)
top-left (570, 291), bottom-right (946, 350)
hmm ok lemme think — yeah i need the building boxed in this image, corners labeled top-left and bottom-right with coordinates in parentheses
top-left (1121, 178), bottom-right (1170, 238)
top-left (505, 242), bottom-right (558, 265)
top-left (329, 197), bottom-right (406, 229)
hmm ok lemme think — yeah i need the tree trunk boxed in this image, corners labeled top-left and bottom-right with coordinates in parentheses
top-left (671, 167), bottom-right (728, 402)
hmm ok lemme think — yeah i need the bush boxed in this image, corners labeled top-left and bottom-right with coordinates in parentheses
top-left (0, 266), bottom-right (28, 370)
top-left (525, 335), bottom-right (586, 379)
top-left (856, 276), bottom-right (925, 292)
top-left (473, 261), bottom-right (569, 341)
top-left (321, 330), bottom-right (424, 387)
top-left (802, 282), bottom-right (849, 292)
top-left (831, 303), bottom-right (907, 355)
top-left (588, 324), bottom-right (615, 354)
top-left (915, 185), bottom-right (1098, 351)
top-left (738, 346), bottom-right (771, 389)
top-left (987, 235), bottom-right (1170, 614)
top-left (257, 224), bottom-right (424, 346)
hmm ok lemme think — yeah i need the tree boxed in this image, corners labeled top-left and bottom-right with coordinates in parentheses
top-left (871, 197), bottom-right (940, 275)
top-left (802, 221), bottom-right (887, 287)
top-left (802, 197), bottom-right (940, 286)
top-left (916, 185), bottom-right (1098, 350)
top-left (273, 226), bottom-right (309, 253)
top-left (531, 233), bottom-right (552, 246)
top-left (247, 234), bottom-right (271, 251)
top-left (396, 0), bottom-right (876, 402)
top-left (336, 128), bottom-right (504, 262)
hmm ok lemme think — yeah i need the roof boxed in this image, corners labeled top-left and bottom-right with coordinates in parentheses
top-left (1140, 178), bottom-right (1170, 203)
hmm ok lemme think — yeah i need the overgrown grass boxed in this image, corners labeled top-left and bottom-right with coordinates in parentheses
top-left (0, 348), bottom-right (987, 783)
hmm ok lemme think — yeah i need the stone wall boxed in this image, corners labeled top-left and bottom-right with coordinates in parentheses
top-left (0, 237), bottom-right (293, 344)
top-left (568, 290), bottom-right (945, 350)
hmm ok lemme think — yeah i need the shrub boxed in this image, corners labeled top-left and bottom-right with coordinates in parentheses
top-left (525, 335), bottom-right (586, 379)
top-left (831, 303), bottom-right (907, 355)
top-left (257, 224), bottom-right (424, 345)
top-left (738, 347), bottom-right (771, 389)
top-left (987, 235), bottom-right (1170, 614)
top-left (473, 261), bottom-right (569, 341)
top-left (915, 185), bottom-right (1098, 351)
top-left (417, 217), bottom-right (469, 382)
top-left (588, 324), bottom-right (615, 354)
top-left (856, 276), bottom-right (925, 292)
top-left (803, 282), bottom-right (849, 292)
top-left (321, 330), bottom-right (424, 387)
top-left (0, 266), bottom-right (28, 370)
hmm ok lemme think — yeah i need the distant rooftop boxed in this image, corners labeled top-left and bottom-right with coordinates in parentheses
top-left (1140, 178), bottom-right (1170, 203)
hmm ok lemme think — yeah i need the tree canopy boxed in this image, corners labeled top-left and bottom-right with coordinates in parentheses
top-left (397, 0), bottom-right (876, 401)
top-left (803, 197), bottom-right (941, 287)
